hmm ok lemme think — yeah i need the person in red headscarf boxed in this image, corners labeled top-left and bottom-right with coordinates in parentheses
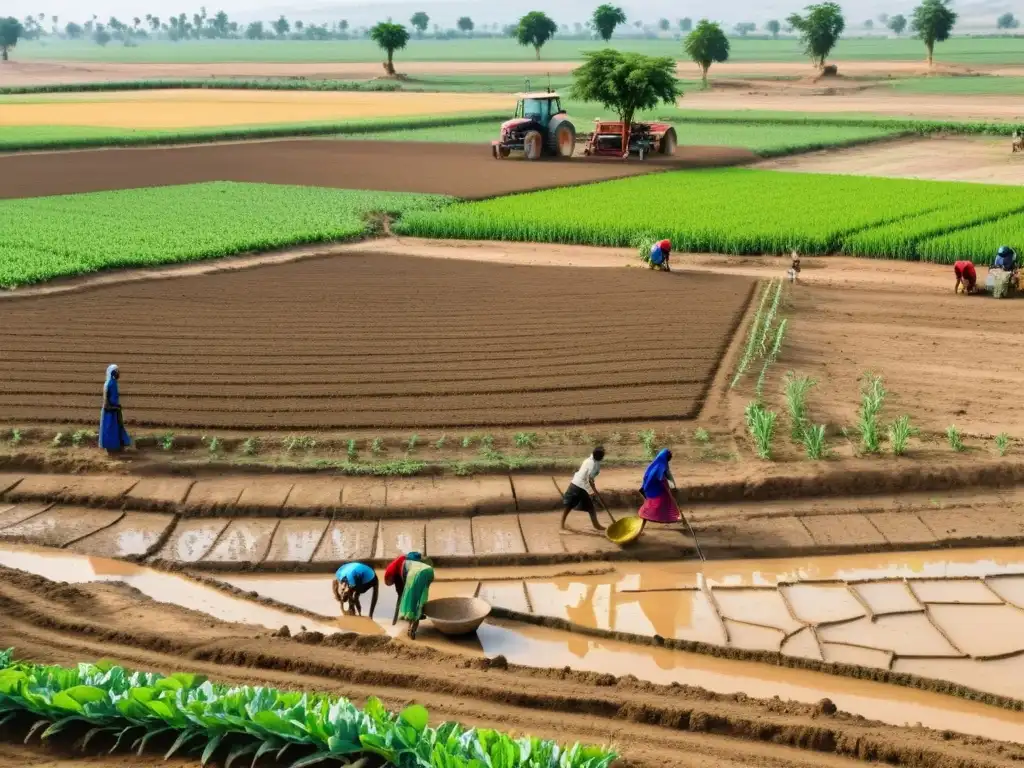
top-left (648, 239), bottom-right (671, 272)
top-left (954, 260), bottom-right (977, 294)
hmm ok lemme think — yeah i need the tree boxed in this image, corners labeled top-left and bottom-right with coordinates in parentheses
top-left (245, 21), bottom-right (263, 39)
top-left (766, 19), bottom-right (781, 37)
top-left (212, 10), bottom-right (229, 37)
top-left (679, 17), bottom-right (692, 31)
top-left (911, 0), bottom-right (957, 65)
top-left (0, 17), bottom-right (23, 60)
top-left (878, 12), bottom-right (889, 24)
top-left (93, 25), bottom-right (111, 46)
top-left (339, 19), bottom-right (349, 32)
top-left (515, 11), bottom-right (557, 59)
top-left (787, 2), bottom-right (845, 69)
top-left (65, 21), bottom-right (83, 38)
top-left (888, 14), bottom-right (907, 34)
top-left (570, 49), bottom-right (679, 153)
top-left (273, 15), bottom-right (289, 37)
top-left (410, 12), bottom-right (429, 34)
top-left (997, 12), bottom-right (1019, 29)
top-left (150, 15), bottom-right (160, 31)
top-left (370, 21), bottom-right (409, 75)
top-left (734, 21), bottom-right (756, 35)
top-left (592, 4), bottom-right (626, 41)
top-left (684, 19), bottom-right (729, 86)
top-left (658, 18), bottom-right (670, 31)
top-left (864, 19), bottom-right (874, 29)
top-left (457, 16), bottom-right (474, 34)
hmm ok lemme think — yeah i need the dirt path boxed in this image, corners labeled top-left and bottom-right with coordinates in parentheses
top-left (2, 564), bottom-right (1023, 768)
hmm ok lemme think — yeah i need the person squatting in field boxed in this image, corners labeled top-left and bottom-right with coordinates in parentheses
top-left (649, 240), bottom-right (671, 272)
top-left (99, 364), bottom-right (131, 454)
top-left (561, 446), bottom-right (605, 531)
top-left (384, 551), bottom-right (434, 638)
top-left (332, 561), bottom-right (379, 618)
top-left (954, 260), bottom-right (978, 294)
top-left (637, 449), bottom-right (681, 533)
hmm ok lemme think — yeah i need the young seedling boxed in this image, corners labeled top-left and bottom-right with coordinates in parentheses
top-left (693, 428), bottom-right (711, 444)
top-left (461, 435), bottom-right (474, 449)
top-left (241, 437), bottom-right (260, 456)
top-left (51, 432), bottom-right (65, 448)
top-left (801, 424), bottom-right (827, 460)
top-left (479, 435), bottom-right (501, 460)
top-left (8, 429), bottom-right (22, 446)
top-left (159, 432), bottom-right (175, 452)
top-left (371, 437), bottom-right (384, 455)
top-left (407, 434), bottom-right (419, 452)
top-left (515, 432), bottom-right (538, 449)
top-left (755, 318), bottom-right (788, 400)
top-left (435, 434), bottom-right (448, 450)
top-left (731, 280), bottom-right (777, 388)
top-left (347, 439), bottom-right (358, 461)
top-left (783, 372), bottom-right (816, 441)
top-left (206, 436), bottom-right (222, 454)
top-left (946, 424), bottom-right (965, 452)
top-left (745, 402), bottom-right (777, 460)
top-left (638, 429), bottom-right (657, 459)
top-left (284, 435), bottom-right (316, 453)
top-left (857, 373), bottom-right (887, 454)
top-left (887, 415), bottom-right (915, 456)
top-left (996, 432), bottom-right (1011, 457)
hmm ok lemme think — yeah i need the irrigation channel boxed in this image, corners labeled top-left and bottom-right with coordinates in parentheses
top-left (2, 543), bottom-right (1024, 744)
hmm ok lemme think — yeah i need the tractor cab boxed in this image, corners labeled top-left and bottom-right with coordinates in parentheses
top-left (513, 93), bottom-right (565, 125)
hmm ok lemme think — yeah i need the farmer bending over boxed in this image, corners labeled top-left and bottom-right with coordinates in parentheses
top-left (954, 260), bottom-right (978, 294)
top-left (994, 245), bottom-right (1018, 272)
top-left (332, 561), bottom-right (379, 619)
top-left (649, 240), bottom-right (672, 272)
top-left (561, 446), bottom-right (605, 531)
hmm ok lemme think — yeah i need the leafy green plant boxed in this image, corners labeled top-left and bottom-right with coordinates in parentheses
top-left (0, 650), bottom-right (615, 768)
top-left (888, 415), bottom-right (915, 456)
top-left (71, 429), bottom-right (95, 448)
top-left (435, 434), bottom-right (448, 450)
top-left (638, 429), bottom-right (657, 459)
top-left (347, 439), bottom-right (358, 461)
top-left (479, 435), bottom-right (501, 460)
top-left (783, 372), bottom-right (816, 440)
top-left (633, 231), bottom-right (659, 264)
top-left (284, 435), bottom-right (317, 453)
top-left (515, 432), bottom-right (538, 449)
top-left (693, 428), bottom-right (711, 444)
top-left (370, 437), bottom-right (384, 455)
top-left (996, 432), bottom-right (1010, 456)
top-left (461, 435), bottom-right (474, 449)
top-left (745, 402), bottom-right (777, 460)
top-left (159, 432), bottom-right (175, 452)
top-left (51, 432), bottom-right (65, 448)
top-left (407, 434), bottom-right (419, 452)
top-left (801, 423), bottom-right (827, 460)
top-left (241, 437), bottom-right (260, 456)
top-left (857, 373), bottom-right (887, 454)
top-left (204, 436), bottom-right (222, 454)
top-left (946, 424), bottom-right (965, 452)
top-left (8, 428), bottom-right (22, 446)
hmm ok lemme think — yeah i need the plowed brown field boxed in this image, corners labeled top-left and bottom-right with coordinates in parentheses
top-left (3, 565), bottom-right (1022, 768)
top-left (0, 253), bottom-right (754, 430)
top-left (0, 140), bottom-right (757, 200)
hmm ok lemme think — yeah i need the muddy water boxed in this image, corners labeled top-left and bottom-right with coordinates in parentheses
top-left (4, 543), bottom-right (1024, 743)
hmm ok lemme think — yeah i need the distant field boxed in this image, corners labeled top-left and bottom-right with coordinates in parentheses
top-left (16, 36), bottom-right (1024, 64)
top-left (888, 75), bottom-right (1024, 95)
top-left (353, 120), bottom-right (903, 155)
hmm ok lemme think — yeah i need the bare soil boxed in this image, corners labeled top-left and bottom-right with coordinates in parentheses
top-left (0, 140), bottom-right (756, 200)
top-left (0, 253), bottom-right (754, 429)
top-left (757, 135), bottom-right (1024, 185)
top-left (2, 564), bottom-right (1023, 768)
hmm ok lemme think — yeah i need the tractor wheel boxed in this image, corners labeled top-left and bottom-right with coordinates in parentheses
top-left (523, 130), bottom-right (543, 161)
top-left (659, 127), bottom-right (678, 155)
top-left (547, 119), bottom-right (576, 158)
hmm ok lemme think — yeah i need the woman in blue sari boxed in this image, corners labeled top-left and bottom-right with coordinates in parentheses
top-left (99, 364), bottom-right (131, 453)
top-left (638, 449), bottom-right (680, 532)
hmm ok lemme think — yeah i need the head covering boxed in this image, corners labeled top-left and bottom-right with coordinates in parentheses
top-left (105, 364), bottom-right (118, 382)
top-left (658, 239), bottom-right (671, 253)
top-left (384, 555), bottom-right (406, 586)
top-left (998, 246), bottom-right (1014, 258)
top-left (406, 552), bottom-right (422, 561)
top-left (641, 449), bottom-right (672, 499)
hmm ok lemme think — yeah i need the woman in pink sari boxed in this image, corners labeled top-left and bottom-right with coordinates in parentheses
top-left (638, 449), bottom-right (680, 531)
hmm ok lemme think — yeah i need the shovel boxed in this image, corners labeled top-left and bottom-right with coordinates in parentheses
top-left (595, 492), bottom-right (616, 523)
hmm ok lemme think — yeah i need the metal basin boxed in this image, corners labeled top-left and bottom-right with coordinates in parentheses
top-left (423, 596), bottom-right (491, 636)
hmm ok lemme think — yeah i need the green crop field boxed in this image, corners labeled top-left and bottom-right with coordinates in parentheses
top-left (888, 75), bottom-right (1024, 95)
top-left (919, 213), bottom-right (1024, 262)
top-left (394, 168), bottom-right (1024, 262)
top-left (350, 119), bottom-right (903, 154)
top-left (0, 183), bottom-right (450, 287)
top-left (15, 35), bottom-right (1024, 64)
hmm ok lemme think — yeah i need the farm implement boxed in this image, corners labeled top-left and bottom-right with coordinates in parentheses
top-left (491, 92), bottom-right (676, 161)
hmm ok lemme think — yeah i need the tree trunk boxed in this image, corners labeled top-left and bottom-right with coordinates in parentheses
top-left (534, 45), bottom-right (540, 59)
top-left (701, 65), bottom-right (709, 88)
top-left (1, 47), bottom-right (7, 61)
top-left (926, 43), bottom-right (933, 66)
top-left (621, 110), bottom-right (633, 156)
top-left (386, 49), bottom-right (395, 75)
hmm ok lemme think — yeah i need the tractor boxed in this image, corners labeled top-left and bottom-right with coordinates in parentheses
top-left (491, 91), bottom-right (678, 161)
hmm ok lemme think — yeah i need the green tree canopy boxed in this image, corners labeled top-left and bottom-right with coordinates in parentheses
top-left (457, 16), bottom-right (474, 33)
top-left (591, 4), bottom-right (626, 40)
top-left (657, 17), bottom-right (670, 30)
top-left (570, 49), bottom-right (680, 151)
top-left (888, 13), bottom-right (907, 34)
top-left (272, 15), bottom-right (289, 36)
top-left (679, 17), bottom-right (692, 31)
top-left (410, 11), bottom-right (429, 33)
top-left (683, 19), bottom-right (730, 86)
top-left (766, 19), bottom-right (781, 37)
top-left (370, 21), bottom-right (409, 74)
top-left (0, 16), bottom-right (22, 60)
top-left (515, 11), bottom-right (557, 58)
top-left (787, 2), bottom-right (845, 68)
top-left (911, 0), bottom-right (957, 64)
top-left (997, 11), bottom-right (1019, 28)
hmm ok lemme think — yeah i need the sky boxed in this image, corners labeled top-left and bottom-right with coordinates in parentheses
top-left (9, 0), bottom-right (1011, 27)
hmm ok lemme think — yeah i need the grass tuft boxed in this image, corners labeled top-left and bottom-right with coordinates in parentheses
top-left (888, 415), bottom-right (915, 456)
top-left (996, 432), bottom-right (1010, 457)
top-left (857, 373), bottom-right (887, 454)
top-left (745, 402), bottom-right (777, 460)
top-left (946, 424), bottom-right (965, 452)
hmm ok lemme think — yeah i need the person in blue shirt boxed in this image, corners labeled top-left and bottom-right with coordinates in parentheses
top-left (648, 239), bottom-right (672, 272)
top-left (993, 245), bottom-right (1017, 272)
top-left (332, 561), bottom-right (379, 619)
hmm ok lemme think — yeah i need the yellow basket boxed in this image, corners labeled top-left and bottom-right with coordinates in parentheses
top-left (606, 516), bottom-right (644, 545)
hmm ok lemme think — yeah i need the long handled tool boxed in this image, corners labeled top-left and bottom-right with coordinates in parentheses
top-left (682, 512), bottom-right (705, 562)
top-left (595, 493), bottom-right (616, 523)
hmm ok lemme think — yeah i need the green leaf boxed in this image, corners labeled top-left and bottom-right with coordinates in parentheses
top-left (109, 725), bottom-right (142, 754)
top-left (399, 704), bottom-right (429, 733)
top-left (251, 738), bottom-right (281, 768)
top-left (225, 741), bottom-right (258, 768)
top-left (164, 729), bottom-right (200, 759)
top-left (63, 685), bottom-right (108, 705)
top-left (136, 726), bottom-right (175, 755)
top-left (200, 733), bottom-right (224, 767)
top-left (50, 692), bottom-right (85, 714)
top-left (41, 716), bottom-right (87, 740)
top-left (288, 753), bottom-right (330, 768)
top-left (24, 719), bottom-right (51, 744)
top-left (93, 659), bottom-right (116, 673)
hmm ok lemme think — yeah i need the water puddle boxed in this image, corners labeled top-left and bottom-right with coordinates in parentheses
top-left (2, 543), bottom-right (1024, 743)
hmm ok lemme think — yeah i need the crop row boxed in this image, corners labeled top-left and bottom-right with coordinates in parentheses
top-left (395, 169), bottom-right (1024, 264)
top-left (0, 183), bottom-right (451, 287)
top-left (0, 649), bottom-right (614, 768)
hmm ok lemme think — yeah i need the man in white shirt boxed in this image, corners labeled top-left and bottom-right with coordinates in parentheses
top-left (561, 446), bottom-right (606, 531)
